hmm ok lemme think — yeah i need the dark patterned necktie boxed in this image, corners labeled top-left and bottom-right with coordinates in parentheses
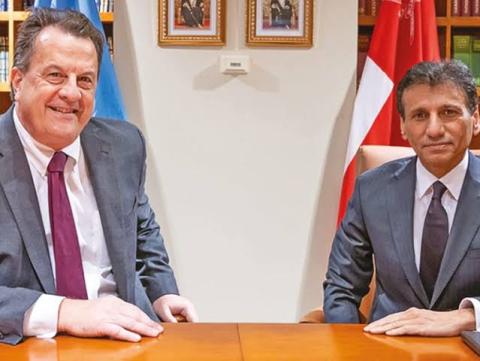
top-left (420, 181), bottom-right (448, 301)
top-left (47, 152), bottom-right (88, 299)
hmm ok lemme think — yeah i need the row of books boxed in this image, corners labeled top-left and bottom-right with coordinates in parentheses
top-left (359, 0), bottom-right (480, 17)
top-left (358, 0), bottom-right (380, 16)
top-left (0, 1), bottom-right (113, 12)
top-left (95, 0), bottom-right (114, 13)
top-left (357, 34), bottom-right (370, 87)
top-left (452, 0), bottom-right (480, 16)
top-left (0, 1), bottom-right (34, 11)
top-left (106, 35), bottom-right (113, 59)
top-left (453, 35), bottom-right (480, 85)
top-left (0, 37), bottom-right (7, 83)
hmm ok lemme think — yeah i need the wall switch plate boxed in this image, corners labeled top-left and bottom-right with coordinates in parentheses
top-left (220, 55), bottom-right (250, 75)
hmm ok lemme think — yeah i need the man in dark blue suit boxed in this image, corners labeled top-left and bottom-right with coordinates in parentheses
top-left (324, 60), bottom-right (480, 336)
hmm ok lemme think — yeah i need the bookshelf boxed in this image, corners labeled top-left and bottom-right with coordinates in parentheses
top-left (358, 0), bottom-right (480, 79)
top-left (358, 0), bottom-right (480, 148)
top-left (0, 0), bottom-right (114, 112)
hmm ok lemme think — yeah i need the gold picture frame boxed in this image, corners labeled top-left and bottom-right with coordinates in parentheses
top-left (158, 0), bottom-right (226, 46)
top-left (246, 0), bottom-right (313, 47)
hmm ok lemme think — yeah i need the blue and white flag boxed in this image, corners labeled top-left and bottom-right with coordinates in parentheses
top-left (34, 0), bottom-right (126, 120)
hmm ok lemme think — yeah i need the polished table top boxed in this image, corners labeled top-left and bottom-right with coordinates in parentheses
top-left (0, 323), bottom-right (476, 360)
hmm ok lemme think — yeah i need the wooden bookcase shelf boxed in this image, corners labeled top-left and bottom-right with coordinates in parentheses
top-left (358, 15), bottom-right (376, 26)
top-left (0, 5), bottom-right (114, 112)
top-left (100, 11), bottom-right (113, 23)
top-left (0, 11), bottom-right (113, 22)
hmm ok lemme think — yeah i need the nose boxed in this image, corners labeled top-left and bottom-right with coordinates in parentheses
top-left (425, 113), bottom-right (445, 139)
top-left (58, 75), bottom-right (81, 102)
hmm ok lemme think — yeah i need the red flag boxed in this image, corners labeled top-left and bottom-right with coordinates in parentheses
top-left (337, 0), bottom-right (440, 225)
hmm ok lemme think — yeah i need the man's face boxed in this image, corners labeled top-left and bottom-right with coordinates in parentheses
top-left (400, 82), bottom-right (480, 177)
top-left (11, 26), bottom-right (98, 150)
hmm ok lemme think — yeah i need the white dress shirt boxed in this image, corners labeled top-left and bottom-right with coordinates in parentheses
top-left (414, 151), bottom-right (480, 330)
top-left (13, 108), bottom-right (118, 338)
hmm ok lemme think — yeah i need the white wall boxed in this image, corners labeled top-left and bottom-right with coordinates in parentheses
top-left (115, 0), bottom-right (357, 322)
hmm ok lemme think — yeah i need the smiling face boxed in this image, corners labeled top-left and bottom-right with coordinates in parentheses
top-left (11, 25), bottom-right (98, 150)
top-left (400, 82), bottom-right (480, 177)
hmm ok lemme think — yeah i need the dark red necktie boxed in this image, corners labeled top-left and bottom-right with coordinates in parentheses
top-left (420, 181), bottom-right (448, 301)
top-left (47, 152), bottom-right (88, 299)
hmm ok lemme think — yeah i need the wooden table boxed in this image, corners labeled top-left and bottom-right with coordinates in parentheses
top-left (0, 323), bottom-right (476, 360)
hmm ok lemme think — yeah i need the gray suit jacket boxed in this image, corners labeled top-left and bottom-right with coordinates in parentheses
top-left (0, 107), bottom-right (179, 345)
top-left (324, 152), bottom-right (480, 323)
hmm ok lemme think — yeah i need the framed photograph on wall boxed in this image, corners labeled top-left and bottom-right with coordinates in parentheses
top-left (158, 0), bottom-right (226, 46)
top-left (246, 0), bottom-right (313, 47)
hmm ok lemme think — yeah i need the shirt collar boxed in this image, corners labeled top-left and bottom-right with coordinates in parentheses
top-left (416, 150), bottom-right (469, 201)
top-left (13, 105), bottom-right (81, 176)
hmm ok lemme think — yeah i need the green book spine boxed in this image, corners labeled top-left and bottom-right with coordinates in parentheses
top-left (453, 35), bottom-right (473, 70)
top-left (472, 39), bottom-right (480, 86)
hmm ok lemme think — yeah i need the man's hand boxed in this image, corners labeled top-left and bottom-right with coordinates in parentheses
top-left (364, 307), bottom-right (476, 336)
top-left (153, 294), bottom-right (198, 323)
top-left (58, 296), bottom-right (163, 342)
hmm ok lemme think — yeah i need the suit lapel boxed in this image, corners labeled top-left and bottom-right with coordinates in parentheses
top-left (81, 122), bottom-right (135, 303)
top-left (386, 157), bottom-right (430, 308)
top-left (0, 108), bottom-right (55, 294)
top-left (431, 152), bottom-right (480, 306)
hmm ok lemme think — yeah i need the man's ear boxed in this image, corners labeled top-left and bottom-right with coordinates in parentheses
top-left (472, 107), bottom-right (480, 137)
top-left (10, 67), bottom-right (24, 100)
top-left (400, 118), bottom-right (407, 140)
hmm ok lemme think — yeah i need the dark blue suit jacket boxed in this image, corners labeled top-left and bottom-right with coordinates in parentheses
top-left (324, 153), bottom-right (480, 323)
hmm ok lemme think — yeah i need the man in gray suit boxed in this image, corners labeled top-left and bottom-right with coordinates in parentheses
top-left (0, 9), bottom-right (197, 345)
top-left (324, 60), bottom-right (480, 336)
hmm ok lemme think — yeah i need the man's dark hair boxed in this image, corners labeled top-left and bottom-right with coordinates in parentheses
top-left (12, 8), bottom-right (104, 96)
top-left (396, 60), bottom-right (478, 118)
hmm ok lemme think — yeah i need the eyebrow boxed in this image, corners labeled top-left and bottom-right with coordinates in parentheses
top-left (42, 66), bottom-right (97, 77)
top-left (78, 71), bottom-right (97, 78)
top-left (407, 107), bottom-right (427, 115)
top-left (407, 103), bottom-right (463, 115)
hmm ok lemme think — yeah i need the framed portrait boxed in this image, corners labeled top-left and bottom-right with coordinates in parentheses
top-left (246, 0), bottom-right (313, 47)
top-left (158, 0), bottom-right (226, 46)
